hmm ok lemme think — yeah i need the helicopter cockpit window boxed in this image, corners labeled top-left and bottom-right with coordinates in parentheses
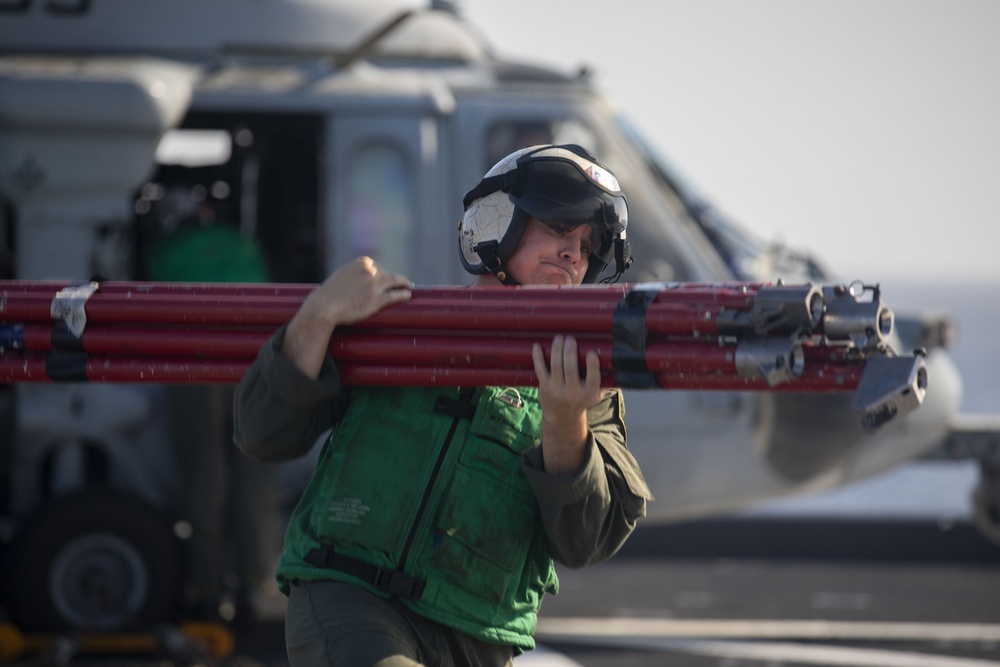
top-left (347, 143), bottom-right (415, 277)
top-left (485, 119), bottom-right (600, 171)
top-left (135, 113), bottom-right (324, 284)
top-left (614, 115), bottom-right (828, 282)
top-left (136, 128), bottom-right (270, 283)
top-left (155, 130), bottom-right (232, 168)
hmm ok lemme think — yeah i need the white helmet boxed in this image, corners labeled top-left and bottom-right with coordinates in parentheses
top-left (458, 144), bottom-right (631, 284)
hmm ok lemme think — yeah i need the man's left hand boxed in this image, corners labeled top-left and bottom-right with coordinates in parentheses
top-left (532, 335), bottom-right (602, 474)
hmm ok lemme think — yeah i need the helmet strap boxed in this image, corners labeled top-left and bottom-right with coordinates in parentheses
top-left (462, 170), bottom-right (520, 210)
top-left (615, 236), bottom-right (633, 275)
top-left (600, 237), bottom-right (634, 284)
top-left (473, 240), bottom-right (521, 285)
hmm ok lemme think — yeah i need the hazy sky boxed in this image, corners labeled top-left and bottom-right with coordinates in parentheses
top-left (461, 1), bottom-right (1000, 284)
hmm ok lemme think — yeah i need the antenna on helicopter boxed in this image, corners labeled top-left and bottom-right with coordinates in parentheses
top-left (431, 0), bottom-right (462, 15)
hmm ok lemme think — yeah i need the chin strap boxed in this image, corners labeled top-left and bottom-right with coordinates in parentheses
top-left (473, 240), bottom-right (520, 286)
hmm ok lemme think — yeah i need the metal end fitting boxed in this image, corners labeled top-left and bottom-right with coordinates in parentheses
top-left (852, 355), bottom-right (929, 432)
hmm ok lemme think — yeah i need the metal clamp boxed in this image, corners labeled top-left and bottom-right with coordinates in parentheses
top-left (852, 354), bottom-right (928, 431)
top-left (750, 284), bottom-right (825, 334)
top-left (735, 337), bottom-right (804, 386)
top-left (822, 283), bottom-right (894, 350)
top-left (715, 284), bottom-right (824, 336)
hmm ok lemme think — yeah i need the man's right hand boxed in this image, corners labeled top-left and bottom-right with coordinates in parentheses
top-left (281, 257), bottom-right (412, 378)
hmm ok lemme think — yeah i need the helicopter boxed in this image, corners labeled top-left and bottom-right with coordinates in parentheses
top-left (0, 0), bottom-right (994, 637)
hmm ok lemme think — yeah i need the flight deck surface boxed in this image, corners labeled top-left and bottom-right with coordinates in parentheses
top-left (14, 517), bottom-right (996, 667)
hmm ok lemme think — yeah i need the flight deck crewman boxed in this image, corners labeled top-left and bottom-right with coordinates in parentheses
top-left (233, 144), bottom-right (652, 667)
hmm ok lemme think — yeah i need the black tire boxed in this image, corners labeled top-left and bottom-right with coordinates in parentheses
top-left (973, 474), bottom-right (1000, 548)
top-left (1, 489), bottom-right (181, 632)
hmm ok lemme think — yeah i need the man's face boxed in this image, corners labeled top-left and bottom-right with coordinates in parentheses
top-left (506, 217), bottom-right (592, 286)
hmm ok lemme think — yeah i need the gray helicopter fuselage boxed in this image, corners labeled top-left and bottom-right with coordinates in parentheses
top-left (0, 0), bottom-right (971, 633)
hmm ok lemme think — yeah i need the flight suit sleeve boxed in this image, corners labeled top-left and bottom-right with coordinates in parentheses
top-left (522, 389), bottom-right (653, 568)
top-left (233, 324), bottom-right (350, 462)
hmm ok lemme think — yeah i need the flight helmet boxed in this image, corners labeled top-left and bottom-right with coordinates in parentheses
top-left (459, 144), bottom-right (631, 284)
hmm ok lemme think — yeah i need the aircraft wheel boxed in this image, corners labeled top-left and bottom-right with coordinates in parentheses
top-left (972, 465), bottom-right (1000, 547)
top-left (1, 490), bottom-right (181, 632)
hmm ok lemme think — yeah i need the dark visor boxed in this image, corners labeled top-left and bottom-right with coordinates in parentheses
top-left (509, 156), bottom-right (628, 237)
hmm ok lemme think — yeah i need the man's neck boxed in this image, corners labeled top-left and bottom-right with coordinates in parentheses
top-left (472, 273), bottom-right (506, 287)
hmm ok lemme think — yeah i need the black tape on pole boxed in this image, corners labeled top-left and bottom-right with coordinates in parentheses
top-left (45, 350), bottom-right (89, 382)
top-left (611, 287), bottom-right (658, 388)
top-left (50, 322), bottom-right (85, 351)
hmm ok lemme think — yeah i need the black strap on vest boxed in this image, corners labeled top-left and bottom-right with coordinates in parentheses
top-left (433, 387), bottom-right (477, 420)
top-left (611, 287), bottom-right (658, 388)
top-left (305, 544), bottom-right (426, 599)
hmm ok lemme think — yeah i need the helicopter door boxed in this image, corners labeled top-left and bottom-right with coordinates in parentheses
top-left (326, 115), bottom-right (453, 285)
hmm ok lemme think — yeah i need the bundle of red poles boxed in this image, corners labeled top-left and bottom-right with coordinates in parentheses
top-left (0, 279), bottom-right (926, 427)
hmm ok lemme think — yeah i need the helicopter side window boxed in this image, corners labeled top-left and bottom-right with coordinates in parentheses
top-left (346, 143), bottom-right (415, 277)
top-left (484, 119), bottom-right (601, 171)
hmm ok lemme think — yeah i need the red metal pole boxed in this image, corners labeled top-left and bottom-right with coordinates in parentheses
top-left (0, 354), bottom-right (248, 383)
top-left (2, 323), bottom-right (272, 358)
top-left (0, 280), bottom-right (318, 299)
top-left (1, 325), bottom-right (741, 375)
top-left (3, 290), bottom-right (760, 338)
top-left (5, 321), bottom-right (835, 380)
top-left (338, 363), bottom-right (863, 391)
top-left (0, 292), bottom-right (305, 326)
top-left (0, 346), bottom-right (865, 390)
top-left (1, 281), bottom-right (771, 328)
top-left (332, 334), bottom-right (746, 376)
top-left (1, 280), bottom-right (769, 302)
top-left (0, 280), bottom-right (888, 393)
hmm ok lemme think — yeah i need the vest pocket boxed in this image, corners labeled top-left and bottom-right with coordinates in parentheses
top-left (308, 389), bottom-right (446, 556)
top-left (427, 465), bottom-right (536, 604)
top-left (468, 388), bottom-right (542, 458)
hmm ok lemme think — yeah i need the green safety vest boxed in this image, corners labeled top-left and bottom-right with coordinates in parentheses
top-left (276, 384), bottom-right (559, 651)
